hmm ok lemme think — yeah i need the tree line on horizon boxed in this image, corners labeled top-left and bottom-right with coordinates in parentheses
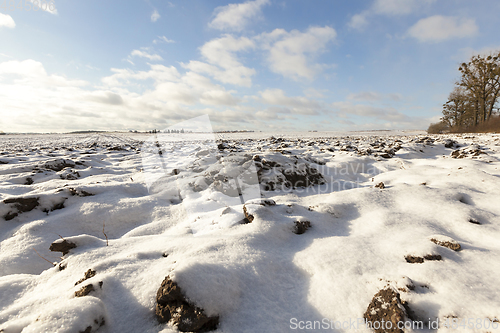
top-left (428, 50), bottom-right (500, 133)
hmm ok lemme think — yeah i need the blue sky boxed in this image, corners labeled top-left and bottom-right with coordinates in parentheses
top-left (1, 0), bottom-right (499, 133)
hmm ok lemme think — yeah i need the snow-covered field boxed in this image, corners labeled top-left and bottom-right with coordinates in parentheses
top-left (0, 131), bottom-right (500, 333)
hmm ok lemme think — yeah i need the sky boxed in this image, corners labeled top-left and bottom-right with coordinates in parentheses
top-left (1, 0), bottom-right (500, 133)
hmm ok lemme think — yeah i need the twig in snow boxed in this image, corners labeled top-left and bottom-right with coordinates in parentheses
top-left (33, 248), bottom-right (56, 266)
top-left (103, 221), bottom-right (109, 246)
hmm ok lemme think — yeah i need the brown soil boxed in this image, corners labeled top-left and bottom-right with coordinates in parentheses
top-left (242, 205), bottom-right (254, 224)
top-left (364, 288), bottom-right (408, 333)
top-left (405, 254), bottom-right (442, 263)
top-left (405, 255), bottom-right (424, 264)
top-left (3, 197), bottom-right (40, 220)
top-left (75, 284), bottom-right (94, 297)
top-left (468, 218), bottom-right (481, 225)
top-left (423, 254), bottom-right (442, 261)
top-left (49, 239), bottom-right (77, 255)
top-left (75, 269), bottom-right (96, 286)
top-left (156, 276), bottom-right (219, 332)
top-left (294, 221), bottom-right (311, 234)
top-left (430, 238), bottom-right (461, 251)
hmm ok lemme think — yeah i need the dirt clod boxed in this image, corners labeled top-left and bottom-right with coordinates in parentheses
top-left (43, 159), bottom-right (76, 172)
top-left (256, 158), bottom-right (325, 191)
top-left (3, 197), bottom-right (40, 220)
top-left (294, 221), bottom-right (311, 234)
top-left (68, 187), bottom-right (94, 197)
top-left (75, 269), bottom-right (97, 285)
top-left (43, 199), bottom-right (66, 213)
top-left (468, 218), bottom-right (481, 225)
top-left (430, 238), bottom-right (461, 251)
top-left (444, 139), bottom-right (457, 148)
top-left (364, 287), bottom-right (409, 333)
top-left (242, 205), bottom-right (254, 224)
top-left (423, 254), bottom-right (442, 261)
top-left (80, 326), bottom-right (92, 333)
top-left (281, 164), bottom-right (325, 189)
top-left (49, 239), bottom-right (77, 256)
top-left (262, 199), bottom-right (276, 206)
top-left (405, 255), bottom-right (424, 264)
top-left (156, 276), bottom-right (219, 332)
top-left (78, 318), bottom-right (105, 333)
top-left (75, 284), bottom-right (94, 297)
top-left (405, 254), bottom-right (442, 263)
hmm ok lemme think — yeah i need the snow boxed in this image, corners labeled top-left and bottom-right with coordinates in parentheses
top-left (0, 131), bottom-right (499, 332)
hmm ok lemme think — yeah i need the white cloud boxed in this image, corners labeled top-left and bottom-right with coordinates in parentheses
top-left (209, 0), bottom-right (269, 32)
top-left (130, 49), bottom-right (163, 61)
top-left (165, 26), bottom-right (337, 87)
top-left (200, 90), bottom-right (240, 106)
top-left (183, 35), bottom-right (256, 87)
top-left (348, 0), bottom-right (435, 31)
top-left (0, 59), bottom-right (46, 77)
top-left (140, 71), bottom-right (243, 107)
top-left (146, 81), bottom-right (197, 105)
top-left (102, 64), bottom-right (180, 86)
top-left (254, 109), bottom-right (288, 120)
top-left (206, 108), bottom-right (255, 125)
top-left (373, 0), bottom-right (419, 15)
top-left (456, 45), bottom-right (500, 62)
top-left (331, 101), bottom-right (432, 130)
top-left (259, 26), bottom-right (337, 80)
top-left (102, 63), bottom-right (241, 107)
top-left (86, 91), bottom-right (124, 105)
top-left (0, 13), bottom-right (15, 28)
top-left (408, 16), bottom-right (478, 42)
top-left (0, 59), bottom-right (249, 132)
top-left (0, 60), bottom-right (125, 132)
top-left (151, 9), bottom-right (160, 22)
top-left (259, 89), bottom-right (321, 115)
top-left (200, 35), bottom-right (254, 68)
top-left (333, 101), bottom-right (411, 122)
top-left (0, 60), bottom-right (88, 88)
top-left (347, 91), bottom-right (402, 102)
top-left (0, 59), bottom-right (87, 87)
top-left (347, 91), bottom-right (382, 101)
top-left (153, 36), bottom-right (175, 44)
top-left (347, 13), bottom-right (368, 31)
top-left (303, 88), bottom-right (326, 99)
top-left (183, 60), bottom-right (251, 87)
top-left (85, 64), bottom-right (100, 71)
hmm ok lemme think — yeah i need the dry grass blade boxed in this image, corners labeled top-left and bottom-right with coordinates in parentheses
top-left (33, 247), bottom-right (56, 266)
top-left (103, 221), bottom-right (109, 246)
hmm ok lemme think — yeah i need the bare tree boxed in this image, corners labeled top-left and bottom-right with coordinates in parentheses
top-left (457, 51), bottom-right (500, 126)
top-left (442, 87), bottom-right (471, 128)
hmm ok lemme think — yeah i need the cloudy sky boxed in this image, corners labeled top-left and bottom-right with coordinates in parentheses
top-left (1, 0), bottom-right (499, 133)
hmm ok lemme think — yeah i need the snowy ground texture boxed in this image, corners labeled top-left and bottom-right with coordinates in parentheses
top-left (0, 131), bottom-right (500, 333)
